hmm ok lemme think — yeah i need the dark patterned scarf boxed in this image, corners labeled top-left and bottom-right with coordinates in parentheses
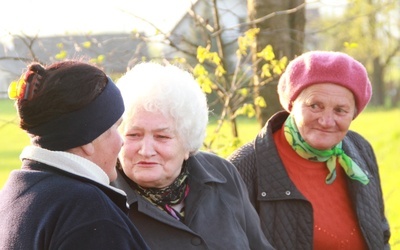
top-left (128, 163), bottom-right (190, 221)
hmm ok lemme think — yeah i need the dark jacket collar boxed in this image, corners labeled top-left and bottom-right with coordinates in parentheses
top-left (255, 111), bottom-right (306, 201)
top-left (24, 160), bottom-right (129, 213)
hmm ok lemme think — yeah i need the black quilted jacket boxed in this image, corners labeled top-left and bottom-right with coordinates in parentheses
top-left (228, 111), bottom-right (390, 250)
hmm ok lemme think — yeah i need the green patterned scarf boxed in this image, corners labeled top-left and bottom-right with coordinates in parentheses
top-left (284, 115), bottom-right (369, 185)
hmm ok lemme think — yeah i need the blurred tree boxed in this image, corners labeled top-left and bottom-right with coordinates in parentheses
top-left (0, 0), bottom-right (306, 155)
top-left (348, 0), bottom-right (400, 106)
top-left (247, 0), bottom-right (305, 127)
top-left (307, 0), bottom-right (400, 107)
top-left (192, 30), bottom-right (287, 154)
top-left (127, 0), bottom-right (304, 155)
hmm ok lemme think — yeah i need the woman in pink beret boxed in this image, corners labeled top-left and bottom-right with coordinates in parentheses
top-left (228, 51), bottom-right (390, 250)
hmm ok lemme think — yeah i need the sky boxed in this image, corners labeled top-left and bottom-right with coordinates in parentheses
top-left (0, 0), bottom-right (347, 43)
top-left (0, 0), bottom-right (194, 41)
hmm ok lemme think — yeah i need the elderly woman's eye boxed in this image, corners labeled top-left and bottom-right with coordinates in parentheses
top-left (156, 135), bottom-right (170, 139)
top-left (335, 107), bottom-right (348, 114)
top-left (127, 133), bottom-right (140, 138)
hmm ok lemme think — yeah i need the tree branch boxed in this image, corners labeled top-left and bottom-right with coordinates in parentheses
top-left (211, 2), bottom-right (306, 37)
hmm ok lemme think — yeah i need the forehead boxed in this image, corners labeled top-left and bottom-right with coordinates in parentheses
top-left (298, 83), bottom-right (354, 102)
top-left (124, 109), bottom-right (175, 129)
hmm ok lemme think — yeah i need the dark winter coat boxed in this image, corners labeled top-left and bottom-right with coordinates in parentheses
top-left (112, 151), bottom-right (274, 250)
top-left (228, 111), bottom-right (391, 250)
top-left (0, 160), bottom-right (149, 250)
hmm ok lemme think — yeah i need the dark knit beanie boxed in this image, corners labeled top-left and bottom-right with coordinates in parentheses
top-left (28, 78), bottom-right (124, 151)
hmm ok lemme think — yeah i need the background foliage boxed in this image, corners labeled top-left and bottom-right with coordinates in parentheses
top-left (1, 99), bottom-right (399, 247)
top-left (1, 0), bottom-right (399, 247)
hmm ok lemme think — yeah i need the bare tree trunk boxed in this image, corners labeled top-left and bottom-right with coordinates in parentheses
top-left (365, 0), bottom-right (385, 107)
top-left (247, 0), bottom-right (305, 127)
top-left (371, 57), bottom-right (385, 106)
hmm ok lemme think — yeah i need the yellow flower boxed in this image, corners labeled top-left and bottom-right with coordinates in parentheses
top-left (8, 77), bottom-right (26, 100)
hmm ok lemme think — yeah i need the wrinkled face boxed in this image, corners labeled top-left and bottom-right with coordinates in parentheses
top-left (91, 119), bottom-right (123, 181)
top-left (119, 109), bottom-right (190, 188)
top-left (291, 83), bottom-right (356, 150)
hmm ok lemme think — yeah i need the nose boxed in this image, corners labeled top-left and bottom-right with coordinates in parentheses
top-left (138, 137), bottom-right (156, 157)
top-left (318, 111), bottom-right (335, 127)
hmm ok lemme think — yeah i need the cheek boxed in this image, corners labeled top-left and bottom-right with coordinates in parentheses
top-left (292, 114), bottom-right (307, 132)
top-left (291, 106), bottom-right (306, 125)
top-left (120, 143), bottom-right (133, 160)
top-left (293, 115), bottom-right (315, 140)
top-left (119, 146), bottom-right (135, 177)
top-left (112, 134), bottom-right (122, 152)
top-left (338, 119), bottom-right (352, 132)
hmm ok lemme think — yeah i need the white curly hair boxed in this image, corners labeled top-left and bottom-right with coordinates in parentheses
top-left (116, 62), bottom-right (209, 155)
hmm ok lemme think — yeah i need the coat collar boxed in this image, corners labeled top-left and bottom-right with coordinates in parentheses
top-left (254, 111), bottom-right (306, 201)
top-left (186, 152), bottom-right (227, 185)
top-left (20, 145), bottom-right (126, 195)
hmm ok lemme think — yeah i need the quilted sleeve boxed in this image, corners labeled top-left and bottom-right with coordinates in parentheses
top-left (227, 142), bottom-right (258, 208)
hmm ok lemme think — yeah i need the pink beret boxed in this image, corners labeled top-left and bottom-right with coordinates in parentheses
top-left (277, 51), bottom-right (372, 117)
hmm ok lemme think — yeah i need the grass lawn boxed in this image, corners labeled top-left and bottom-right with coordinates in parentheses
top-left (1, 98), bottom-right (399, 247)
top-left (0, 99), bottom-right (30, 186)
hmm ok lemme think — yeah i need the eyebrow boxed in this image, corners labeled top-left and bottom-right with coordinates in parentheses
top-left (129, 126), bottom-right (174, 133)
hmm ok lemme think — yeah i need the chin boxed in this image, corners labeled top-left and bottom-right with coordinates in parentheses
top-left (312, 143), bottom-right (335, 150)
top-left (307, 136), bottom-right (339, 150)
top-left (307, 140), bottom-right (333, 150)
top-left (108, 171), bottom-right (118, 182)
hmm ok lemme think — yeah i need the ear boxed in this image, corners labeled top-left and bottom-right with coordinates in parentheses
top-left (184, 151), bottom-right (190, 160)
top-left (80, 142), bottom-right (95, 157)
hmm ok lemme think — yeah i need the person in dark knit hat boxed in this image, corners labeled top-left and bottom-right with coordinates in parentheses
top-left (228, 51), bottom-right (390, 250)
top-left (0, 60), bottom-right (149, 249)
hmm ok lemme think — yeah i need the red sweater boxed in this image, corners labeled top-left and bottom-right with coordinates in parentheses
top-left (274, 127), bottom-right (368, 250)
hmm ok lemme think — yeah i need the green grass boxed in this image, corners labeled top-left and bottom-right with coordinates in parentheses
top-left (350, 108), bottom-right (400, 248)
top-left (1, 99), bottom-right (399, 247)
top-left (0, 99), bottom-right (30, 186)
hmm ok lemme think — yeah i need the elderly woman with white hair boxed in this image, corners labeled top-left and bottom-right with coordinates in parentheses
top-left (112, 62), bottom-right (273, 250)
